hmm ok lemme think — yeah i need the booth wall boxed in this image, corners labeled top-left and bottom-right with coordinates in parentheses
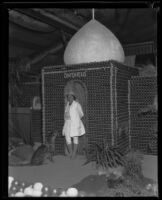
top-left (130, 76), bottom-right (157, 155)
top-left (42, 61), bottom-right (138, 155)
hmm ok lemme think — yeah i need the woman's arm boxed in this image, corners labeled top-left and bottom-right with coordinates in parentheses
top-left (77, 102), bottom-right (84, 118)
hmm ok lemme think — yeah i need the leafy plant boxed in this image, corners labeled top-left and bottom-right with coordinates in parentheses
top-left (107, 174), bottom-right (124, 189)
top-left (123, 149), bottom-right (144, 179)
top-left (83, 140), bottom-right (125, 171)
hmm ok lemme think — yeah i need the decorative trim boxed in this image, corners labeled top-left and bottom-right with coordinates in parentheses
top-left (110, 63), bottom-right (114, 146)
top-left (128, 80), bottom-right (131, 149)
top-left (43, 66), bottom-right (111, 75)
top-left (114, 67), bottom-right (118, 146)
top-left (42, 69), bottom-right (46, 144)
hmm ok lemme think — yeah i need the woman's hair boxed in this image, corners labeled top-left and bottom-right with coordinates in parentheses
top-left (72, 95), bottom-right (76, 100)
top-left (66, 94), bottom-right (76, 100)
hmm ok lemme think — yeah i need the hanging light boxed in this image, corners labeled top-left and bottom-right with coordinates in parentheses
top-left (64, 9), bottom-right (125, 65)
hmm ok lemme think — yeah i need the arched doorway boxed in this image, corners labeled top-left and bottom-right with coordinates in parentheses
top-left (64, 80), bottom-right (88, 155)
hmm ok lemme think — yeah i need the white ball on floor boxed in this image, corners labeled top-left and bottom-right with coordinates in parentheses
top-left (8, 176), bottom-right (14, 190)
top-left (33, 182), bottom-right (43, 191)
top-left (15, 181), bottom-right (18, 185)
top-left (59, 191), bottom-right (67, 197)
top-left (12, 187), bottom-right (16, 191)
top-left (22, 182), bottom-right (25, 187)
top-left (24, 186), bottom-right (33, 196)
top-left (78, 191), bottom-right (87, 197)
top-left (15, 192), bottom-right (25, 197)
top-left (9, 176), bottom-right (14, 183)
top-left (146, 183), bottom-right (152, 190)
top-left (66, 187), bottom-right (78, 197)
top-left (32, 190), bottom-right (42, 197)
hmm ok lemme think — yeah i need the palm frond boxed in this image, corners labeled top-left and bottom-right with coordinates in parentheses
top-left (83, 140), bottom-right (127, 172)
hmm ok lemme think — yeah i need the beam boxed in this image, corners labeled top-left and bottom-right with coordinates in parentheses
top-left (9, 37), bottom-right (44, 50)
top-left (9, 42), bottom-right (64, 72)
top-left (9, 9), bottom-right (55, 33)
top-left (29, 43), bottom-right (64, 65)
top-left (14, 8), bottom-right (80, 35)
top-left (9, 20), bottom-right (59, 43)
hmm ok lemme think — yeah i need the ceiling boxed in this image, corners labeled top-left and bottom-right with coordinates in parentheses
top-left (9, 8), bottom-right (157, 76)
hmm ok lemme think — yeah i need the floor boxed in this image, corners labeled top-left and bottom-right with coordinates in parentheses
top-left (9, 155), bottom-right (97, 189)
top-left (9, 154), bottom-right (158, 190)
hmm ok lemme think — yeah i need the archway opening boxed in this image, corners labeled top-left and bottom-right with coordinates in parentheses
top-left (64, 80), bottom-right (88, 155)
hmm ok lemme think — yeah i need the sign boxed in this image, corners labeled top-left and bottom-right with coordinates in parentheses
top-left (64, 71), bottom-right (86, 79)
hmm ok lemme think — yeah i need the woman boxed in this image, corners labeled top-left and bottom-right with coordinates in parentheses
top-left (62, 91), bottom-right (85, 159)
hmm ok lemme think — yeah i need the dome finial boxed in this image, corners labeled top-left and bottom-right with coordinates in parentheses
top-left (92, 8), bottom-right (95, 19)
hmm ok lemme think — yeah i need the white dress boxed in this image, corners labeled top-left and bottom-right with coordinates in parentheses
top-left (62, 101), bottom-right (85, 137)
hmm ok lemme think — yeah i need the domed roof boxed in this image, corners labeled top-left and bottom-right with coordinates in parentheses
top-left (64, 19), bottom-right (125, 65)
